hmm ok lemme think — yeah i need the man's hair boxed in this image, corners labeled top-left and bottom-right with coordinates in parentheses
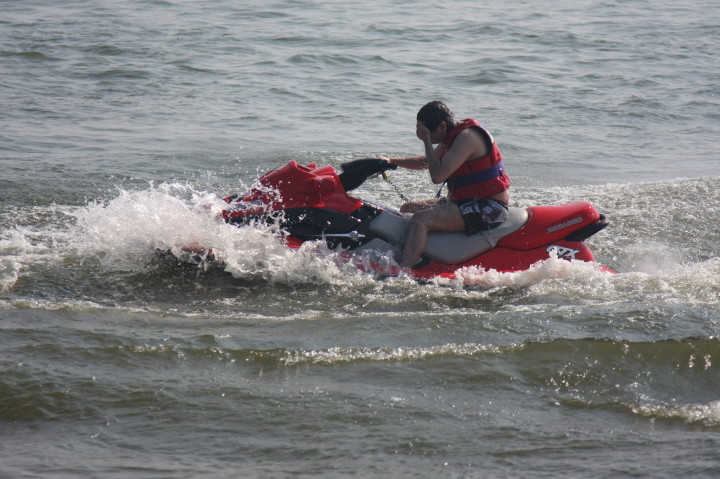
top-left (416, 101), bottom-right (455, 132)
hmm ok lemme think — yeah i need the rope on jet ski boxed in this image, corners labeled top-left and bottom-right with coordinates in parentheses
top-left (381, 172), bottom-right (412, 203)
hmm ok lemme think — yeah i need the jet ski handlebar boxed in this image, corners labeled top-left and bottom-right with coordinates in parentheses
top-left (338, 158), bottom-right (397, 192)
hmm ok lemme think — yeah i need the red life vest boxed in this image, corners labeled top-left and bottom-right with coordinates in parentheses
top-left (440, 118), bottom-right (510, 201)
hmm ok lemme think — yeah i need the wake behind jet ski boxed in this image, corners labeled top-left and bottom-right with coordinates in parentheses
top-left (172, 158), bottom-right (614, 279)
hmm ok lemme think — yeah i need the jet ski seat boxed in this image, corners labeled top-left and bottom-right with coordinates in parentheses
top-left (366, 207), bottom-right (529, 265)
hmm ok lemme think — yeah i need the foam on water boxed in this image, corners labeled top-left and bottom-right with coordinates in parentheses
top-left (281, 342), bottom-right (517, 366)
top-left (454, 251), bottom-right (611, 289)
top-left (74, 183), bottom-right (228, 271)
top-left (1, 176), bottom-right (717, 305)
top-left (0, 230), bottom-right (25, 292)
top-left (0, 216), bottom-right (74, 294)
top-left (69, 182), bottom-right (378, 286)
top-left (633, 400), bottom-right (720, 427)
top-left (0, 260), bottom-right (20, 294)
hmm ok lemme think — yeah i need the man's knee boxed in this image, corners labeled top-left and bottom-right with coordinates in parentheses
top-left (410, 209), bottom-right (430, 224)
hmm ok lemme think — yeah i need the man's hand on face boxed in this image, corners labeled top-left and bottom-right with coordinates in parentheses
top-left (416, 121), bottom-right (432, 145)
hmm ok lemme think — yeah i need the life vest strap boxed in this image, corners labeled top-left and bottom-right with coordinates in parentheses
top-left (448, 160), bottom-right (505, 190)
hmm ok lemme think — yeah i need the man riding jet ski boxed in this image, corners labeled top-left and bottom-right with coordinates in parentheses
top-left (382, 100), bottom-right (511, 269)
top-left (172, 101), bottom-right (613, 279)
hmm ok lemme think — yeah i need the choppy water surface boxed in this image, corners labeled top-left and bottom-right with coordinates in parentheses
top-left (1, 0), bottom-right (719, 477)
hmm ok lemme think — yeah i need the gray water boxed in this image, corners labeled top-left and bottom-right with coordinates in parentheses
top-left (1, 0), bottom-right (719, 477)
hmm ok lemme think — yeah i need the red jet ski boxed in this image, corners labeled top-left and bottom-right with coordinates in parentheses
top-left (179, 158), bottom-right (614, 279)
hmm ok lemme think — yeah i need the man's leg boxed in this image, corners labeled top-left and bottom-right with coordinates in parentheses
top-left (400, 202), bottom-right (465, 268)
top-left (400, 197), bottom-right (443, 214)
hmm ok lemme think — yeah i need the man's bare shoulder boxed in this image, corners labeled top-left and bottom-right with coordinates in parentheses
top-left (452, 127), bottom-right (488, 157)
